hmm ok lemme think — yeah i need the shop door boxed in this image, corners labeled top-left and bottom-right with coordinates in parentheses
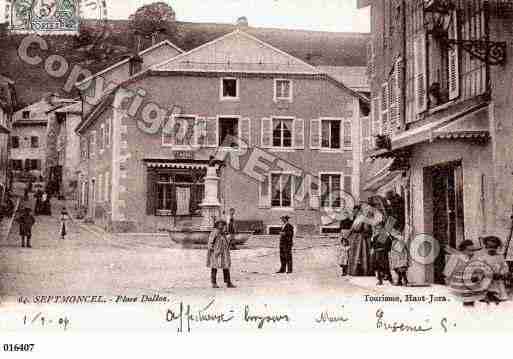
top-left (432, 161), bottom-right (464, 283)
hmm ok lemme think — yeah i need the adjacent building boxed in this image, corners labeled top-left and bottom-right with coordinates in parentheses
top-left (76, 30), bottom-right (369, 234)
top-left (0, 74), bottom-right (16, 200)
top-left (360, 0), bottom-right (513, 284)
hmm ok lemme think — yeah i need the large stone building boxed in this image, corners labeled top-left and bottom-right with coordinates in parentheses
top-left (76, 29), bottom-right (369, 234)
top-left (0, 74), bottom-right (15, 200)
top-left (359, 0), bottom-right (513, 284)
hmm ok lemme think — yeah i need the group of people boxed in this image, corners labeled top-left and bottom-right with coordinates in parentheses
top-left (337, 191), bottom-right (409, 286)
top-left (448, 236), bottom-right (510, 306)
top-left (33, 188), bottom-right (52, 216)
top-left (206, 209), bottom-right (294, 288)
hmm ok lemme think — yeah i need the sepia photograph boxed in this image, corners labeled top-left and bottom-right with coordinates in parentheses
top-left (1, 0), bottom-right (513, 345)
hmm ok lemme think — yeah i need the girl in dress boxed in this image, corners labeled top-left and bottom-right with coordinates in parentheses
top-left (60, 208), bottom-right (69, 240)
top-left (338, 237), bottom-right (350, 277)
top-left (389, 233), bottom-right (409, 286)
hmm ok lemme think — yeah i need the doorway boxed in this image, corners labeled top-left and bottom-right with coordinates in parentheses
top-left (429, 161), bottom-right (464, 283)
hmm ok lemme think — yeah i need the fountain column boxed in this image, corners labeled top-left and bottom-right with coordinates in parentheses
top-left (199, 164), bottom-right (221, 230)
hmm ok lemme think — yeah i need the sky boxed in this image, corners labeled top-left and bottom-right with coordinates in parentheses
top-left (1, 0), bottom-right (370, 33)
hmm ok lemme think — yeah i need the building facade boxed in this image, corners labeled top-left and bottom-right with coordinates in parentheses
top-left (360, 0), bottom-right (513, 284)
top-left (76, 30), bottom-right (368, 234)
top-left (0, 74), bottom-right (16, 200)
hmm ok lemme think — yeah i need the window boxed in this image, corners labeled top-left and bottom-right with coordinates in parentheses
top-left (321, 119), bottom-right (341, 149)
top-left (31, 136), bottom-right (39, 148)
top-left (220, 78), bottom-right (238, 100)
top-left (25, 159), bottom-right (41, 171)
top-left (10, 159), bottom-right (23, 171)
top-left (274, 79), bottom-right (292, 101)
top-left (271, 173), bottom-right (293, 208)
top-left (22, 111), bottom-right (30, 119)
top-left (162, 115), bottom-right (196, 147)
top-left (218, 117), bottom-right (239, 148)
top-left (272, 118), bottom-right (293, 148)
top-left (149, 170), bottom-right (205, 216)
top-left (321, 173), bottom-right (342, 208)
top-left (11, 136), bottom-right (19, 149)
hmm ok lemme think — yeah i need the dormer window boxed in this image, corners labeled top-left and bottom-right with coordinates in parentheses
top-left (220, 78), bottom-right (239, 100)
top-left (22, 111), bottom-right (30, 119)
top-left (274, 79), bottom-right (293, 102)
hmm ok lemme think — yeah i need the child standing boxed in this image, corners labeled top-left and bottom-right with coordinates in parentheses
top-left (18, 207), bottom-right (35, 248)
top-left (371, 222), bottom-right (392, 286)
top-left (389, 233), bottom-right (409, 286)
top-left (60, 208), bottom-right (69, 240)
top-left (338, 237), bottom-right (350, 277)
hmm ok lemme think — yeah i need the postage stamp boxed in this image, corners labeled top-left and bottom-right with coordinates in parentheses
top-left (5, 0), bottom-right (107, 34)
top-left (1, 0), bottom-right (513, 354)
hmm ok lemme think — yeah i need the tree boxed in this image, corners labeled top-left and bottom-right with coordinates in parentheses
top-left (128, 2), bottom-right (177, 47)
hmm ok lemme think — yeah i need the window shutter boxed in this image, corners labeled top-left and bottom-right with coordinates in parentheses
top-left (106, 118), bottom-right (111, 147)
top-left (258, 175), bottom-right (271, 209)
top-left (261, 118), bottom-right (272, 148)
top-left (371, 97), bottom-right (380, 146)
top-left (395, 58), bottom-right (404, 131)
top-left (343, 120), bottom-right (352, 150)
top-left (293, 118), bottom-right (304, 149)
top-left (366, 40), bottom-right (374, 77)
top-left (206, 117), bottom-right (218, 147)
top-left (344, 176), bottom-right (352, 195)
top-left (448, 11), bottom-right (460, 100)
top-left (196, 117), bottom-right (207, 146)
top-left (146, 169), bottom-right (157, 215)
top-left (293, 175), bottom-right (305, 209)
top-left (240, 117), bottom-right (251, 148)
top-left (90, 131), bottom-right (96, 159)
top-left (381, 83), bottom-right (389, 135)
top-left (413, 32), bottom-right (428, 114)
top-left (309, 175), bottom-right (320, 209)
top-left (310, 119), bottom-right (321, 150)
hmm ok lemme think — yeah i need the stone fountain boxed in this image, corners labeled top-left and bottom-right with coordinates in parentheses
top-left (167, 161), bottom-right (252, 248)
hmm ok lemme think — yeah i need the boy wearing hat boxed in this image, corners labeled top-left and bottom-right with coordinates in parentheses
top-left (206, 220), bottom-right (236, 288)
top-left (277, 216), bottom-right (294, 274)
top-left (18, 207), bottom-right (36, 248)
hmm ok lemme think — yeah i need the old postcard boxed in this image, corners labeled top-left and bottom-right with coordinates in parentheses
top-left (1, 0), bottom-right (513, 350)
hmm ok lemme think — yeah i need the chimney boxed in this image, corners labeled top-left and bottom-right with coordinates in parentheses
top-left (236, 16), bottom-right (248, 27)
top-left (129, 54), bottom-right (144, 76)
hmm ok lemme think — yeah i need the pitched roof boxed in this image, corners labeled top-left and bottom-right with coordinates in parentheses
top-left (317, 66), bottom-right (369, 92)
top-left (0, 20), bottom-right (369, 105)
top-left (155, 30), bottom-right (320, 74)
top-left (76, 40), bottom-right (184, 87)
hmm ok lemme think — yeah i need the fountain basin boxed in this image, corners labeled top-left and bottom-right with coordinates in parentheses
top-left (168, 229), bottom-right (252, 248)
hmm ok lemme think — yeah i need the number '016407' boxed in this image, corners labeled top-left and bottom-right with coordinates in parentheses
top-left (3, 344), bottom-right (35, 352)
